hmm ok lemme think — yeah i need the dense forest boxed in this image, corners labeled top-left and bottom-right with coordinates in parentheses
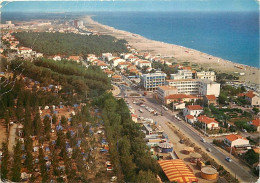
top-left (93, 93), bottom-right (160, 182)
top-left (14, 32), bottom-right (128, 56)
top-left (1, 57), bottom-right (160, 182)
top-left (9, 58), bottom-right (111, 101)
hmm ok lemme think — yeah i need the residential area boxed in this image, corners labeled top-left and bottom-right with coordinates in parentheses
top-left (0, 17), bottom-right (259, 183)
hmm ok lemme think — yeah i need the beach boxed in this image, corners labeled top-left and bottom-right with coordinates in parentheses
top-left (83, 16), bottom-right (260, 85)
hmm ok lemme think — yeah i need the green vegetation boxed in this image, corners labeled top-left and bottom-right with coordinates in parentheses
top-left (234, 120), bottom-right (256, 132)
top-left (152, 62), bottom-right (177, 75)
top-left (14, 32), bottom-right (128, 56)
top-left (216, 73), bottom-right (239, 83)
top-left (243, 149), bottom-right (259, 166)
top-left (93, 93), bottom-right (160, 182)
top-left (218, 85), bottom-right (247, 105)
top-left (1, 55), bottom-right (160, 182)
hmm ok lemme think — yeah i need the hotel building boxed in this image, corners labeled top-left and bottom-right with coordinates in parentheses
top-left (166, 79), bottom-right (220, 97)
top-left (140, 71), bottom-right (167, 91)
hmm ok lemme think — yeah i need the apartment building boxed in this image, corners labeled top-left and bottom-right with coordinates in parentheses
top-left (170, 70), bottom-right (193, 80)
top-left (166, 79), bottom-right (220, 97)
top-left (157, 86), bottom-right (178, 103)
top-left (196, 71), bottom-right (216, 81)
top-left (140, 71), bottom-right (167, 91)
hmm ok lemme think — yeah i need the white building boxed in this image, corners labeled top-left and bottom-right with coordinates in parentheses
top-left (157, 86), bottom-right (178, 103)
top-left (117, 62), bottom-right (129, 69)
top-left (102, 53), bottom-right (113, 61)
top-left (111, 58), bottom-right (126, 67)
top-left (224, 134), bottom-right (250, 147)
top-left (138, 60), bottom-right (152, 68)
top-left (170, 70), bottom-right (193, 80)
top-left (197, 115), bottom-right (219, 130)
top-left (140, 71), bottom-right (167, 91)
top-left (18, 47), bottom-right (33, 54)
top-left (166, 79), bottom-right (220, 97)
top-left (196, 71), bottom-right (216, 81)
top-left (198, 79), bottom-right (220, 97)
top-left (183, 105), bottom-right (203, 117)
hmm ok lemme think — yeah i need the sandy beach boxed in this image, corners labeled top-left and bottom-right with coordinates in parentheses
top-left (83, 16), bottom-right (260, 85)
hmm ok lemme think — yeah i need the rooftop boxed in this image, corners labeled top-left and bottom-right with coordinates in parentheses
top-left (186, 115), bottom-right (195, 119)
top-left (197, 115), bottom-right (218, 124)
top-left (187, 105), bottom-right (203, 110)
top-left (158, 85), bottom-right (177, 91)
top-left (158, 159), bottom-right (198, 183)
top-left (205, 95), bottom-right (216, 100)
top-left (166, 94), bottom-right (197, 100)
top-left (252, 118), bottom-right (260, 127)
top-left (225, 134), bottom-right (247, 142)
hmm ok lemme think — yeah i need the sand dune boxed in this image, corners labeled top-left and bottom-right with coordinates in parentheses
top-left (84, 16), bottom-right (260, 85)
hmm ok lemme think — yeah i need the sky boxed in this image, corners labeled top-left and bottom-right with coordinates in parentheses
top-left (1, 0), bottom-right (259, 12)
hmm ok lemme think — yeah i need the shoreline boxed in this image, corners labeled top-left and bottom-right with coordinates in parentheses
top-left (83, 15), bottom-right (260, 85)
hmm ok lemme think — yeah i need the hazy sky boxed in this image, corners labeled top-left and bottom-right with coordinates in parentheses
top-left (1, 0), bottom-right (259, 12)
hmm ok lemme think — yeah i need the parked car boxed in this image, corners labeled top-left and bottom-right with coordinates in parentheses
top-left (206, 148), bottom-right (212, 152)
top-left (179, 139), bottom-right (184, 144)
top-left (201, 139), bottom-right (206, 143)
top-left (225, 157), bottom-right (232, 162)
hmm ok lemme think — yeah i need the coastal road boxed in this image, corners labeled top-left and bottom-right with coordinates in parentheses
top-left (118, 82), bottom-right (257, 183)
top-left (142, 97), bottom-right (257, 183)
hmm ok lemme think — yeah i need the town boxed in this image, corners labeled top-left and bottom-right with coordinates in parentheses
top-left (0, 17), bottom-right (259, 183)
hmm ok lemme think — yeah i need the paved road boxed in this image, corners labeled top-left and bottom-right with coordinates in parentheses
top-left (118, 83), bottom-right (258, 183)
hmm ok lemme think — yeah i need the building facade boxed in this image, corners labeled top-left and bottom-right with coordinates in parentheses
top-left (224, 134), bottom-right (250, 147)
top-left (157, 86), bottom-right (178, 103)
top-left (166, 79), bottom-right (220, 97)
top-left (196, 71), bottom-right (216, 81)
top-left (183, 105), bottom-right (203, 117)
top-left (170, 70), bottom-right (193, 80)
top-left (140, 71), bottom-right (167, 91)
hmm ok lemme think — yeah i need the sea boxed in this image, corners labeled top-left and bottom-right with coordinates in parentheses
top-left (93, 12), bottom-right (259, 68)
top-left (2, 11), bottom-right (259, 68)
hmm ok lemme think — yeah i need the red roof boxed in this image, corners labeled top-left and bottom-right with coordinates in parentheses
top-left (252, 118), bottom-right (260, 127)
top-left (245, 91), bottom-right (256, 98)
top-left (187, 105), bottom-right (203, 110)
top-left (68, 56), bottom-right (80, 61)
top-left (225, 134), bottom-right (247, 142)
top-left (237, 93), bottom-right (245, 97)
top-left (197, 115), bottom-right (218, 124)
top-left (131, 114), bottom-right (138, 118)
top-left (18, 47), bottom-right (32, 51)
top-left (206, 95), bottom-right (216, 100)
top-left (166, 94), bottom-right (197, 100)
top-left (186, 115), bottom-right (194, 119)
top-left (158, 159), bottom-right (198, 183)
top-left (112, 75), bottom-right (121, 79)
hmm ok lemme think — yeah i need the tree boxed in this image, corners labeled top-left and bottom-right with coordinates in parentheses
top-left (218, 93), bottom-right (228, 105)
top-left (252, 107), bottom-right (259, 114)
top-left (4, 110), bottom-right (10, 131)
top-left (11, 140), bottom-right (22, 182)
top-left (1, 142), bottom-right (9, 181)
top-left (244, 149), bottom-right (259, 165)
top-left (39, 147), bottom-right (47, 179)
top-left (24, 136), bottom-right (33, 171)
top-left (135, 170), bottom-right (158, 183)
top-left (33, 113), bottom-right (42, 136)
top-left (61, 115), bottom-right (68, 125)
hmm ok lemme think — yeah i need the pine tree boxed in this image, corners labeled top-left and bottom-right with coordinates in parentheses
top-left (24, 136), bottom-right (33, 172)
top-left (1, 142), bottom-right (9, 181)
top-left (11, 140), bottom-right (22, 182)
top-left (33, 113), bottom-right (42, 136)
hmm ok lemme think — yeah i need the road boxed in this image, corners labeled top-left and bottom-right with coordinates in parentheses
top-left (117, 81), bottom-right (258, 183)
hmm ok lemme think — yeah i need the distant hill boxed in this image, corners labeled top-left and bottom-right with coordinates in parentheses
top-left (14, 32), bottom-right (128, 56)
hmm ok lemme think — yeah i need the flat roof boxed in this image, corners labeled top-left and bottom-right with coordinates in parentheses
top-left (158, 159), bottom-right (198, 183)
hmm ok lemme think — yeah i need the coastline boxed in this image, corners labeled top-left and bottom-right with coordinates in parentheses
top-left (83, 15), bottom-right (260, 85)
